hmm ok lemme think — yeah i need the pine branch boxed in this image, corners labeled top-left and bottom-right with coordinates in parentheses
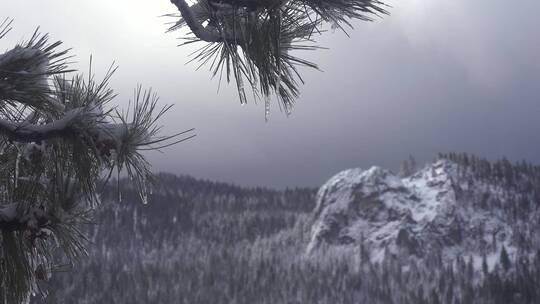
top-left (168, 0), bottom-right (388, 115)
top-left (0, 203), bottom-right (49, 232)
top-left (0, 21), bottom-right (187, 303)
top-left (170, 0), bottom-right (225, 42)
top-left (0, 109), bottom-right (83, 142)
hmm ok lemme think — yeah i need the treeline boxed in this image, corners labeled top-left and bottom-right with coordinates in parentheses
top-left (95, 173), bottom-right (316, 246)
top-left (34, 173), bottom-right (319, 303)
top-left (438, 152), bottom-right (540, 190)
top-left (436, 153), bottom-right (540, 230)
top-left (37, 225), bottom-right (540, 304)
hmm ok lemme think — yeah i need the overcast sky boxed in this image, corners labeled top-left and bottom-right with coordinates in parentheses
top-left (2, 0), bottom-right (540, 188)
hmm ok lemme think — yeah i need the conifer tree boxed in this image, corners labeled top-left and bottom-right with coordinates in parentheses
top-left (399, 158), bottom-right (413, 177)
top-left (0, 20), bottom-right (193, 303)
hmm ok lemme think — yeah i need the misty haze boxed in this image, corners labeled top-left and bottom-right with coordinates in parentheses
top-left (1, 0), bottom-right (540, 303)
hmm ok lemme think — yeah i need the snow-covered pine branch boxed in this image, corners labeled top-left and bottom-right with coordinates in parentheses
top-left (0, 20), bottom-right (193, 303)
top-left (167, 0), bottom-right (388, 118)
top-left (170, 0), bottom-right (225, 42)
top-left (0, 29), bottom-right (71, 113)
top-left (0, 203), bottom-right (49, 233)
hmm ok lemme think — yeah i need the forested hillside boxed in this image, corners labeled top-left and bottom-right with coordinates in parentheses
top-left (33, 155), bottom-right (540, 304)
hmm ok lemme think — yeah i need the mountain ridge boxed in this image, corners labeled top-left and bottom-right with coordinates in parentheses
top-left (308, 155), bottom-right (540, 269)
top-left (33, 153), bottom-right (540, 304)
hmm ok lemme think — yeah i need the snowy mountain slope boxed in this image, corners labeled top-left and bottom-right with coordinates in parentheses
top-left (307, 158), bottom-right (540, 266)
top-left (34, 159), bottom-right (540, 304)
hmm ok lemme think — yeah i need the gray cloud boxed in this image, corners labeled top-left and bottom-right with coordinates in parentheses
top-left (2, 0), bottom-right (540, 188)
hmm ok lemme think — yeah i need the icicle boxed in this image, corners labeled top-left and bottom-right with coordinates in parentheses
top-left (14, 152), bottom-right (20, 189)
top-left (140, 186), bottom-right (148, 205)
top-left (285, 104), bottom-right (292, 116)
top-left (235, 62), bottom-right (247, 105)
top-left (238, 84), bottom-right (247, 105)
top-left (138, 175), bottom-right (148, 205)
top-left (264, 94), bottom-right (270, 122)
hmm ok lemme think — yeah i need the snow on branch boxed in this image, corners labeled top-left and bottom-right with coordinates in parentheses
top-left (0, 106), bottom-right (125, 145)
top-left (0, 29), bottom-right (71, 113)
top-left (0, 108), bottom-right (84, 142)
top-left (167, 0), bottom-right (388, 116)
top-left (0, 20), bottom-right (192, 302)
top-left (170, 0), bottom-right (225, 42)
top-left (0, 203), bottom-right (49, 233)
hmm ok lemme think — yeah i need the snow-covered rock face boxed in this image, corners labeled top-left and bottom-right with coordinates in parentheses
top-left (307, 159), bottom-right (535, 263)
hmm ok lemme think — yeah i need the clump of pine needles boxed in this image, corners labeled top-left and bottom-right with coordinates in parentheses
top-left (168, 0), bottom-right (389, 117)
